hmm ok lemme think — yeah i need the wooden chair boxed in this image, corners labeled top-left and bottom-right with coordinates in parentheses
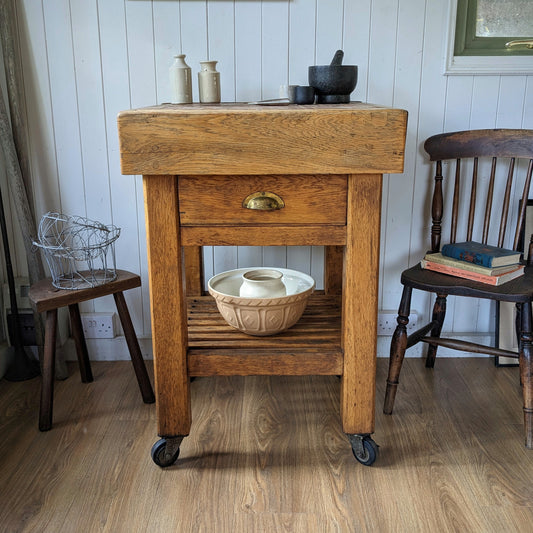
top-left (383, 129), bottom-right (533, 448)
top-left (29, 269), bottom-right (155, 431)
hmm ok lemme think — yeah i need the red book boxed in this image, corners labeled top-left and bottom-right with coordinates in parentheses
top-left (420, 258), bottom-right (524, 286)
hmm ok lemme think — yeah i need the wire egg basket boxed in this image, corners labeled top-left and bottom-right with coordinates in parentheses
top-left (33, 212), bottom-right (121, 290)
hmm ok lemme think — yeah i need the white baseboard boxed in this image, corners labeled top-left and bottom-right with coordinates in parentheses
top-left (60, 333), bottom-right (495, 361)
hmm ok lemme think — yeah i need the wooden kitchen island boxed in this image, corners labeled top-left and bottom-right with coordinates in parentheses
top-left (117, 103), bottom-right (407, 467)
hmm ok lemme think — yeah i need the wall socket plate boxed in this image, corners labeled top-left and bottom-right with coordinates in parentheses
top-left (81, 313), bottom-right (116, 339)
top-left (377, 311), bottom-right (418, 335)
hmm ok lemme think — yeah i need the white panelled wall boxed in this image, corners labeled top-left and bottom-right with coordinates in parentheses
top-left (2, 0), bottom-right (533, 359)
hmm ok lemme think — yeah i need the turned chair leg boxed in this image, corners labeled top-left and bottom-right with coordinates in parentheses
top-left (519, 302), bottom-right (533, 448)
top-left (384, 286), bottom-right (412, 414)
top-left (39, 309), bottom-right (58, 431)
top-left (68, 303), bottom-right (93, 383)
top-left (113, 292), bottom-right (155, 404)
top-left (425, 293), bottom-right (447, 368)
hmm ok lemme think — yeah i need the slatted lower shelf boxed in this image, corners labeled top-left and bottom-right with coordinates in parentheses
top-left (187, 295), bottom-right (343, 376)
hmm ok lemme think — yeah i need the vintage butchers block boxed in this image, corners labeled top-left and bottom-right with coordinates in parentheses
top-left (117, 103), bottom-right (407, 467)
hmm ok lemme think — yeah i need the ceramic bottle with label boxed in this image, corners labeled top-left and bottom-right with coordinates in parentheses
top-left (198, 60), bottom-right (221, 103)
top-left (169, 54), bottom-right (192, 104)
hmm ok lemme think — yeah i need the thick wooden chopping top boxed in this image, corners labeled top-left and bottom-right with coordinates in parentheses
top-left (117, 102), bottom-right (407, 176)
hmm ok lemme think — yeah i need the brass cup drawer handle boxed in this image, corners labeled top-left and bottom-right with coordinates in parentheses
top-left (242, 191), bottom-right (285, 211)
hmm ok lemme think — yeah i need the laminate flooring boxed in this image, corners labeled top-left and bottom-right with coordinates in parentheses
top-left (1, 358), bottom-right (532, 532)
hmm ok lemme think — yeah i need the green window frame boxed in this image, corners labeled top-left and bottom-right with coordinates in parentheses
top-left (454, 0), bottom-right (533, 56)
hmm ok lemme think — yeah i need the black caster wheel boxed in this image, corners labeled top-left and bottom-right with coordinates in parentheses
top-left (348, 434), bottom-right (378, 466)
top-left (151, 437), bottom-right (183, 467)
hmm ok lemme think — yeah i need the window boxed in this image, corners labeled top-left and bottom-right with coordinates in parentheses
top-left (445, 0), bottom-right (533, 75)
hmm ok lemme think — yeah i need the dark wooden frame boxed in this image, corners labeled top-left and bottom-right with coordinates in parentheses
top-left (454, 0), bottom-right (533, 57)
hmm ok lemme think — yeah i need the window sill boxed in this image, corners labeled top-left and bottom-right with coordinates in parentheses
top-left (444, 55), bottom-right (533, 76)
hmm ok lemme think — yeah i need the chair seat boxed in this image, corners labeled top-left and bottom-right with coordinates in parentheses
top-left (29, 270), bottom-right (141, 312)
top-left (401, 264), bottom-right (533, 302)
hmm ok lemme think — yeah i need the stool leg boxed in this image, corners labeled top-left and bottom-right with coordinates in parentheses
top-left (39, 309), bottom-right (57, 431)
top-left (113, 291), bottom-right (155, 403)
top-left (68, 303), bottom-right (93, 383)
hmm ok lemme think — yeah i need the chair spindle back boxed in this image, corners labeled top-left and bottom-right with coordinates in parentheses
top-left (424, 129), bottom-right (533, 254)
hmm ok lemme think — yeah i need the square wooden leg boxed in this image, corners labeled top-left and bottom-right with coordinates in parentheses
top-left (144, 175), bottom-right (191, 437)
top-left (341, 174), bottom-right (382, 435)
top-left (68, 303), bottom-right (93, 383)
top-left (39, 309), bottom-right (58, 431)
top-left (113, 291), bottom-right (155, 404)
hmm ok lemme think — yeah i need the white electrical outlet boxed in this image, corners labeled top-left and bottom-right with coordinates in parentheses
top-left (377, 311), bottom-right (418, 335)
top-left (81, 313), bottom-right (116, 339)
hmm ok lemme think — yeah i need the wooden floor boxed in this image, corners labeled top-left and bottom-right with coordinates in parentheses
top-left (1, 357), bottom-right (533, 532)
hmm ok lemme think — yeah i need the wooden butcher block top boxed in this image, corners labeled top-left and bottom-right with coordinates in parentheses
top-left (117, 102), bottom-right (407, 176)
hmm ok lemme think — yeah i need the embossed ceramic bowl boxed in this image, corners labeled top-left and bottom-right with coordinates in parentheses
top-left (208, 267), bottom-right (315, 336)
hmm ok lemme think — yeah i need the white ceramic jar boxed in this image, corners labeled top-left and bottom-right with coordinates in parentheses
top-left (198, 60), bottom-right (221, 103)
top-left (169, 54), bottom-right (192, 104)
top-left (239, 269), bottom-right (286, 299)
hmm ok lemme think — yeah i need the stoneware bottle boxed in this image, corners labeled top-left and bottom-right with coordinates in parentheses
top-left (169, 54), bottom-right (192, 104)
top-left (239, 269), bottom-right (286, 299)
top-left (198, 60), bottom-right (221, 103)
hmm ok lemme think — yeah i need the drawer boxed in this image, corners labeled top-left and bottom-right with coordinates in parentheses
top-left (178, 175), bottom-right (347, 226)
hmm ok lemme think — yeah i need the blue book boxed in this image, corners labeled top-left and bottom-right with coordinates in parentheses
top-left (441, 241), bottom-right (521, 268)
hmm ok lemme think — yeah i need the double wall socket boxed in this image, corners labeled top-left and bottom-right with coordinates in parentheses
top-left (81, 313), bottom-right (116, 339)
top-left (377, 311), bottom-right (418, 335)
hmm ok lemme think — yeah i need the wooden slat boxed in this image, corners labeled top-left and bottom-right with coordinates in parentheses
top-left (188, 335), bottom-right (340, 346)
top-left (451, 159), bottom-right (460, 243)
top-left (186, 295), bottom-right (342, 376)
top-left (181, 225), bottom-right (346, 246)
top-left (482, 157), bottom-right (497, 244)
top-left (188, 350), bottom-right (343, 376)
top-left (466, 157), bottom-right (478, 241)
top-left (118, 103), bottom-right (407, 176)
top-left (513, 160), bottom-right (533, 250)
top-left (498, 158), bottom-right (515, 248)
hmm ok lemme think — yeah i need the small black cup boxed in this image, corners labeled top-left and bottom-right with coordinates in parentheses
top-left (293, 85), bottom-right (315, 105)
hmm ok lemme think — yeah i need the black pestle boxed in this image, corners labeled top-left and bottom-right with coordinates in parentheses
top-left (330, 50), bottom-right (344, 66)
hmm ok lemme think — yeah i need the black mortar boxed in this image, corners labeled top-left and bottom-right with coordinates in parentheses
top-left (308, 50), bottom-right (358, 104)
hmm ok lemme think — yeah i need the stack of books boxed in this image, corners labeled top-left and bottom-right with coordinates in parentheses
top-left (420, 241), bottom-right (524, 286)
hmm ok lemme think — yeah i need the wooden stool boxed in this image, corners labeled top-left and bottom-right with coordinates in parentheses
top-left (29, 270), bottom-right (155, 431)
